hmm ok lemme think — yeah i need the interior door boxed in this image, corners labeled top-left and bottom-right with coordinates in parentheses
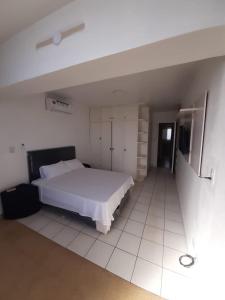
top-left (90, 122), bottom-right (102, 168)
top-left (101, 121), bottom-right (112, 170)
top-left (157, 123), bottom-right (175, 170)
top-left (123, 120), bottom-right (138, 177)
top-left (112, 120), bottom-right (125, 172)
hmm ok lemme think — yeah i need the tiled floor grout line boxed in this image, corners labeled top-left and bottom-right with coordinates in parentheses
top-left (61, 175), bottom-right (164, 274)
top-left (92, 178), bottom-right (156, 269)
top-left (105, 217), bottom-right (130, 270)
top-left (160, 172), bottom-right (167, 297)
top-left (112, 178), bottom-right (150, 279)
top-left (150, 171), bottom-right (164, 293)
top-left (104, 188), bottom-right (142, 270)
top-left (34, 174), bottom-right (183, 238)
top-left (61, 223), bottom-right (91, 249)
top-left (75, 182), bottom-right (186, 264)
top-left (37, 212), bottom-right (87, 234)
top-left (29, 217), bottom-right (52, 233)
top-left (84, 237), bottom-right (98, 258)
top-left (98, 171), bottom-right (186, 281)
top-left (46, 226), bottom-right (66, 240)
top-left (48, 223), bottom-right (80, 248)
top-left (18, 169), bottom-right (190, 298)
top-left (104, 234), bottom-right (122, 269)
top-left (130, 171), bottom-right (158, 283)
top-left (65, 232), bottom-right (81, 249)
top-left (163, 228), bottom-right (186, 238)
top-left (161, 265), bottom-right (192, 279)
top-left (103, 247), bottom-right (190, 279)
top-left (74, 236), bottom-right (190, 278)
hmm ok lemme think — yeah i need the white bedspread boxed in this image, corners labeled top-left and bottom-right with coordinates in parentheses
top-left (33, 168), bottom-right (134, 227)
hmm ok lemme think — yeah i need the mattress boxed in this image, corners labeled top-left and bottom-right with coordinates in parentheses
top-left (32, 168), bottom-right (134, 227)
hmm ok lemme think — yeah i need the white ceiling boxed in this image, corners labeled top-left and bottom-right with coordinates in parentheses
top-left (0, 0), bottom-right (73, 43)
top-left (54, 61), bottom-right (198, 109)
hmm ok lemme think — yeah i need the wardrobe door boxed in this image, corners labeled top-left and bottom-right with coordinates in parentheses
top-left (111, 120), bottom-right (125, 173)
top-left (101, 121), bottom-right (112, 170)
top-left (123, 120), bottom-right (138, 177)
top-left (90, 122), bottom-right (102, 168)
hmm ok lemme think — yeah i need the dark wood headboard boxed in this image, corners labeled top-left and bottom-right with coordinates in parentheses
top-left (27, 146), bottom-right (76, 182)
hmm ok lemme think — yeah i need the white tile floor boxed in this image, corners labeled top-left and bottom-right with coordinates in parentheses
top-left (18, 169), bottom-right (194, 300)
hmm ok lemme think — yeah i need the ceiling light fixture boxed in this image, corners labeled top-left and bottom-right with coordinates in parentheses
top-left (52, 31), bottom-right (62, 45)
top-left (36, 23), bottom-right (85, 49)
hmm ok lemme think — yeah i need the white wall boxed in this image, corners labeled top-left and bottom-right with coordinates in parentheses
top-left (0, 0), bottom-right (225, 88)
top-left (150, 111), bottom-right (177, 167)
top-left (0, 94), bottom-right (90, 201)
top-left (176, 57), bottom-right (225, 299)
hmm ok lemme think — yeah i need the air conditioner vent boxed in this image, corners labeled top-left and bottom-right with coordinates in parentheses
top-left (45, 94), bottom-right (72, 114)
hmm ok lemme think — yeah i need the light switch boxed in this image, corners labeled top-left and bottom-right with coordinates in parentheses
top-left (210, 168), bottom-right (216, 185)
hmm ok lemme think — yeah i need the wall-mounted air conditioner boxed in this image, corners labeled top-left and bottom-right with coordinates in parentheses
top-left (45, 94), bottom-right (72, 114)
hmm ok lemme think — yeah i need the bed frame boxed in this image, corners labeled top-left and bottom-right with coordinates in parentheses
top-left (27, 145), bottom-right (129, 234)
top-left (27, 146), bottom-right (76, 182)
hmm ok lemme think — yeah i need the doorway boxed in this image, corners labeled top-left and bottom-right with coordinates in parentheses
top-left (157, 123), bottom-right (175, 170)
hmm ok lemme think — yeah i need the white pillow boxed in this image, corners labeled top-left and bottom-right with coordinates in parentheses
top-left (63, 158), bottom-right (84, 171)
top-left (39, 161), bottom-right (71, 179)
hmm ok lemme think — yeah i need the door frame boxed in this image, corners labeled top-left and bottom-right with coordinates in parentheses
top-left (171, 121), bottom-right (177, 173)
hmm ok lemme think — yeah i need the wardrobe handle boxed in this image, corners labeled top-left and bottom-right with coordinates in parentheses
top-left (123, 148), bottom-right (127, 152)
top-left (110, 147), bottom-right (114, 151)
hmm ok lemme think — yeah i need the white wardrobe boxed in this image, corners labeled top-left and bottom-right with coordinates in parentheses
top-left (90, 105), bottom-right (149, 180)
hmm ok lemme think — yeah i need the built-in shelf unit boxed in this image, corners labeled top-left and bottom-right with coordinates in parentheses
top-left (136, 106), bottom-right (149, 182)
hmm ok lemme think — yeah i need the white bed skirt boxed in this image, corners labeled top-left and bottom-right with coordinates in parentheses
top-left (33, 168), bottom-right (134, 233)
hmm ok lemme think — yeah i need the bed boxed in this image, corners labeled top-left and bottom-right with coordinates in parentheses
top-left (27, 146), bottom-right (134, 233)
